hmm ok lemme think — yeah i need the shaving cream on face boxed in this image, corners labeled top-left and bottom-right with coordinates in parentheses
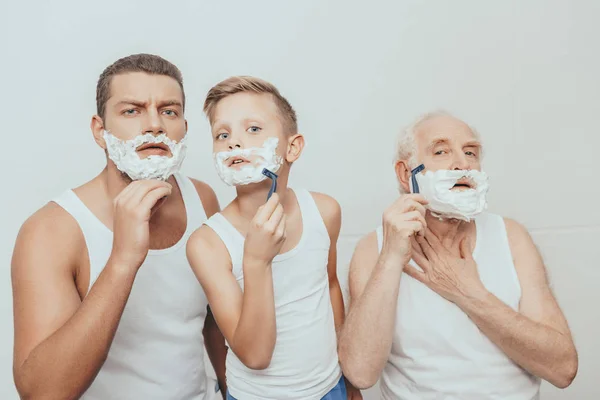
top-left (414, 169), bottom-right (489, 222)
top-left (103, 131), bottom-right (187, 181)
top-left (213, 137), bottom-right (284, 186)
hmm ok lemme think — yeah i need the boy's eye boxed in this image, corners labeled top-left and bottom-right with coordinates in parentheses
top-left (248, 126), bottom-right (261, 133)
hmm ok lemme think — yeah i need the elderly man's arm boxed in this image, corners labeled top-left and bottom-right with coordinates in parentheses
top-left (460, 219), bottom-right (577, 387)
top-left (407, 218), bottom-right (578, 388)
top-left (338, 233), bottom-right (404, 389)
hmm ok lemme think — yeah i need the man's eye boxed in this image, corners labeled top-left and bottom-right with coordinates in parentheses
top-left (434, 150), bottom-right (447, 155)
top-left (163, 110), bottom-right (177, 116)
top-left (123, 109), bottom-right (138, 115)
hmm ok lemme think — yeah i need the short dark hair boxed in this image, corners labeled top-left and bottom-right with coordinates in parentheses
top-left (96, 53), bottom-right (185, 120)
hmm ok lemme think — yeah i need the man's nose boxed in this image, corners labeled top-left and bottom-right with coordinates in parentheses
top-left (143, 109), bottom-right (166, 136)
top-left (451, 152), bottom-right (471, 170)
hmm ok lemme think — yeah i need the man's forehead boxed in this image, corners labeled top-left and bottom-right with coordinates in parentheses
top-left (416, 115), bottom-right (478, 144)
top-left (109, 72), bottom-right (183, 102)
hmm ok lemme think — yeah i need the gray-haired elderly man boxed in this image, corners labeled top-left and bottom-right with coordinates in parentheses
top-left (338, 111), bottom-right (578, 399)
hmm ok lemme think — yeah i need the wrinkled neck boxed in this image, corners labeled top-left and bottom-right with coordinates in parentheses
top-left (425, 211), bottom-right (472, 247)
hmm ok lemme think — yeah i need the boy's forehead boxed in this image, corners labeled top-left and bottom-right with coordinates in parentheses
top-left (213, 92), bottom-right (280, 121)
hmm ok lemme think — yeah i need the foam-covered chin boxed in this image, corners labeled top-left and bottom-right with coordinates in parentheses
top-left (213, 137), bottom-right (283, 186)
top-left (415, 169), bottom-right (489, 222)
top-left (103, 131), bottom-right (187, 181)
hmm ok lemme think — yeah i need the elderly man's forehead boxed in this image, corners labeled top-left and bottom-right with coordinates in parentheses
top-left (415, 115), bottom-right (478, 143)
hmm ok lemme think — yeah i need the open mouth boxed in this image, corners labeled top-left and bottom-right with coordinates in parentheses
top-left (227, 156), bottom-right (251, 167)
top-left (452, 178), bottom-right (475, 190)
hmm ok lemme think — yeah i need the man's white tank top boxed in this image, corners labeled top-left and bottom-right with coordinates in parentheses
top-left (52, 173), bottom-right (212, 400)
top-left (375, 212), bottom-right (541, 400)
top-left (204, 188), bottom-right (342, 400)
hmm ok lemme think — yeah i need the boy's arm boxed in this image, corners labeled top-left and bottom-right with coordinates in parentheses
top-left (187, 194), bottom-right (285, 370)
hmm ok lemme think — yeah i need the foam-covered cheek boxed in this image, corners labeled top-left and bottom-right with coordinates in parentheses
top-left (415, 169), bottom-right (489, 222)
top-left (213, 137), bottom-right (283, 186)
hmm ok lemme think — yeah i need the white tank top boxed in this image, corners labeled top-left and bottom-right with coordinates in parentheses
top-left (376, 212), bottom-right (541, 400)
top-left (52, 173), bottom-right (212, 400)
top-left (204, 188), bottom-right (341, 400)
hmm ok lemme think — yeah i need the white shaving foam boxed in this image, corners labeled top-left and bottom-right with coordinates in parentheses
top-left (103, 131), bottom-right (187, 181)
top-left (213, 137), bottom-right (283, 186)
top-left (414, 169), bottom-right (489, 222)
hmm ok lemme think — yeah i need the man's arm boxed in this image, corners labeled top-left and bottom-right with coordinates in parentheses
top-left (192, 179), bottom-right (228, 397)
top-left (406, 220), bottom-right (578, 388)
top-left (338, 195), bottom-right (427, 390)
top-left (458, 219), bottom-right (577, 388)
top-left (337, 233), bottom-right (402, 389)
top-left (12, 180), bottom-right (171, 400)
top-left (12, 206), bottom-right (137, 400)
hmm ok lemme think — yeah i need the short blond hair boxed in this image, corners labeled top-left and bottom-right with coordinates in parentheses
top-left (203, 76), bottom-right (298, 135)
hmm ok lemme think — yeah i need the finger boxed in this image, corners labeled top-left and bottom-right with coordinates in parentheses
top-left (275, 214), bottom-right (287, 241)
top-left (114, 180), bottom-right (142, 205)
top-left (411, 237), bottom-right (425, 258)
top-left (404, 211), bottom-right (427, 236)
top-left (139, 187), bottom-right (172, 215)
top-left (459, 237), bottom-right (473, 260)
top-left (254, 193), bottom-right (280, 223)
top-left (129, 180), bottom-right (172, 206)
top-left (264, 204), bottom-right (284, 231)
top-left (424, 228), bottom-right (443, 248)
top-left (415, 234), bottom-right (436, 260)
top-left (404, 265), bottom-right (427, 283)
top-left (411, 248), bottom-right (430, 270)
top-left (401, 199), bottom-right (427, 217)
top-left (401, 193), bottom-right (429, 205)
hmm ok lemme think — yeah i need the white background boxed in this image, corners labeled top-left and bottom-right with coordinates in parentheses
top-left (1, 1), bottom-right (598, 398)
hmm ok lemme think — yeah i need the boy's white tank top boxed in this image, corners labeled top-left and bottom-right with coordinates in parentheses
top-left (204, 188), bottom-right (342, 400)
top-left (376, 212), bottom-right (541, 400)
top-left (52, 173), bottom-right (213, 400)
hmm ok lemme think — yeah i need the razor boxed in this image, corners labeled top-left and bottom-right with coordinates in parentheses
top-left (262, 168), bottom-right (278, 201)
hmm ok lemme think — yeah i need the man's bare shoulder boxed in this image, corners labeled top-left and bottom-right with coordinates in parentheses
top-left (13, 202), bottom-right (84, 274)
top-left (189, 178), bottom-right (220, 218)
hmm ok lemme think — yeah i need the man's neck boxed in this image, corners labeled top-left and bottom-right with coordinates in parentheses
top-left (425, 212), bottom-right (472, 248)
top-left (102, 165), bottom-right (181, 222)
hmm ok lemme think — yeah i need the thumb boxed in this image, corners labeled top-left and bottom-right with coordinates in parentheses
top-left (459, 238), bottom-right (473, 260)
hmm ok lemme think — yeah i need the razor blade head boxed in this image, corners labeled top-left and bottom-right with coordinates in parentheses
top-left (410, 164), bottom-right (425, 194)
top-left (262, 168), bottom-right (278, 180)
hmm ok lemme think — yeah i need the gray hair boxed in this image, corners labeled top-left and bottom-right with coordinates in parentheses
top-left (394, 110), bottom-right (483, 193)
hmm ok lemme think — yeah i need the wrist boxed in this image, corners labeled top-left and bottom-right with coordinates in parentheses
top-left (454, 284), bottom-right (492, 312)
top-left (106, 255), bottom-right (140, 278)
top-left (243, 256), bottom-right (271, 271)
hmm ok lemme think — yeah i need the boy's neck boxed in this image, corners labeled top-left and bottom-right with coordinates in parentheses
top-left (232, 173), bottom-right (291, 221)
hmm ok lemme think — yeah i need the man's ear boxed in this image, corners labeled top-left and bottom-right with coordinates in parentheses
top-left (286, 133), bottom-right (305, 163)
top-left (395, 159), bottom-right (412, 193)
top-left (91, 115), bottom-right (107, 149)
